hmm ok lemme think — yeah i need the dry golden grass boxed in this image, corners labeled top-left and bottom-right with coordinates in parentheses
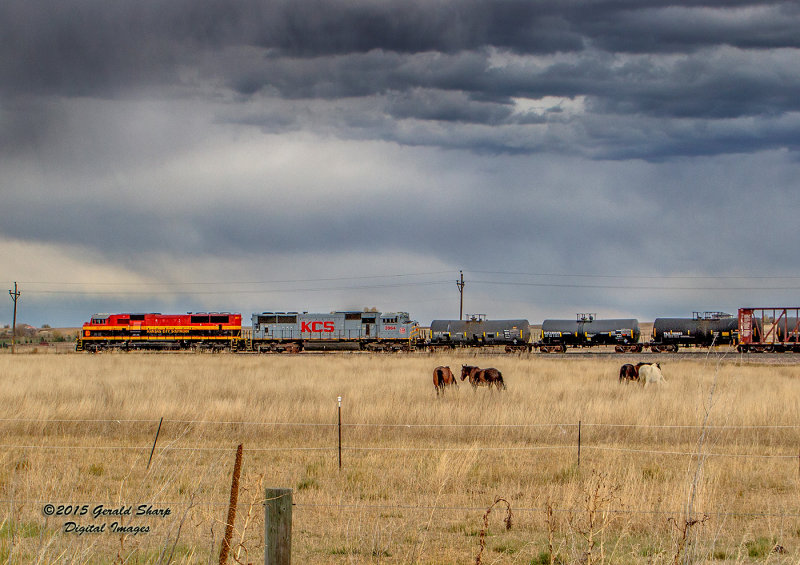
top-left (0, 351), bottom-right (799, 564)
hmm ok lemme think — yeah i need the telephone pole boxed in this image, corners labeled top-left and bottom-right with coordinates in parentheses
top-left (456, 271), bottom-right (465, 320)
top-left (9, 282), bottom-right (20, 354)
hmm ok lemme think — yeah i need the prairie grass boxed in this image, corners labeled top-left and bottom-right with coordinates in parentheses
top-left (0, 352), bottom-right (798, 563)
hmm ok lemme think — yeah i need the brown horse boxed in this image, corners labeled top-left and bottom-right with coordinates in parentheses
top-left (619, 363), bottom-right (639, 383)
top-left (460, 365), bottom-right (506, 390)
top-left (433, 366), bottom-right (457, 396)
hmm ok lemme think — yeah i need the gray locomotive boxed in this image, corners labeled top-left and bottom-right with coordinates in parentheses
top-left (538, 313), bottom-right (641, 353)
top-left (428, 315), bottom-right (531, 351)
top-left (649, 311), bottom-right (738, 352)
top-left (250, 310), bottom-right (419, 352)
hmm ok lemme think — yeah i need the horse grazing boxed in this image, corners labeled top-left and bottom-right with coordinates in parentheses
top-left (619, 363), bottom-right (639, 383)
top-left (433, 366), bottom-right (457, 396)
top-left (637, 362), bottom-right (666, 387)
top-left (460, 365), bottom-right (506, 391)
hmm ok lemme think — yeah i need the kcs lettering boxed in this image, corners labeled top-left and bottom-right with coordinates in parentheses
top-left (301, 321), bottom-right (335, 333)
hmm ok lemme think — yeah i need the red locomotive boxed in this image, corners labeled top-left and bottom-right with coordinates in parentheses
top-left (76, 312), bottom-right (243, 352)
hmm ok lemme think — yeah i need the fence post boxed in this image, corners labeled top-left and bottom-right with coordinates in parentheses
top-left (337, 396), bottom-right (342, 470)
top-left (265, 488), bottom-right (292, 565)
top-left (577, 420), bottom-right (581, 467)
top-left (220, 444), bottom-right (244, 565)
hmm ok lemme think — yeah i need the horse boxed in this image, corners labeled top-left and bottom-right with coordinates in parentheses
top-left (619, 363), bottom-right (639, 383)
top-left (433, 366), bottom-right (457, 396)
top-left (637, 362), bottom-right (666, 387)
top-left (460, 365), bottom-right (506, 391)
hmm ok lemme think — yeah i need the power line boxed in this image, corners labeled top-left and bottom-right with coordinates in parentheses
top-left (468, 270), bottom-right (800, 280)
top-left (20, 280), bottom-right (452, 296)
top-left (7, 271), bottom-right (454, 287)
top-left (470, 280), bottom-right (800, 291)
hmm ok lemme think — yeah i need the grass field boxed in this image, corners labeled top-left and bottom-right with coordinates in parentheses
top-left (0, 351), bottom-right (799, 563)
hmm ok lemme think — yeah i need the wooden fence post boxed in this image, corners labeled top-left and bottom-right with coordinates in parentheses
top-left (577, 420), bottom-right (581, 467)
top-left (265, 488), bottom-right (292, 565)
top-left (220, 444), bottom-right (244, 565)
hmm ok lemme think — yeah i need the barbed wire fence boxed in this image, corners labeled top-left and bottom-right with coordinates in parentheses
top-left (1, 416), bottom-right (799, 508)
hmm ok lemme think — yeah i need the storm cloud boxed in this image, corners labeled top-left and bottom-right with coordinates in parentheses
top-left (2, 0), bottom-right (799, 326)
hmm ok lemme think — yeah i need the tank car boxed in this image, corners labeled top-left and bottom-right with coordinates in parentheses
top-left (538, 314), bottom-right (641, 353)
top-left (249, 311), bottom-right (419, 352)
top-left (76, 312), bottom-right (243, 352)
top-left (428, 316), bottom-right (531, 351)
top-left (650, 312), bottom-right (738, 352)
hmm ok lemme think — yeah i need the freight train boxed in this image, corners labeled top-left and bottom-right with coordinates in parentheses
top-left (77, 310), bottom-right (420, 353)
top-left (76, 307), bottom-right (800, 354)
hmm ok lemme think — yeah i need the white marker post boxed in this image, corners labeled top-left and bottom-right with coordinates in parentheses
top-left (337, 396), bottom-right (342, 470)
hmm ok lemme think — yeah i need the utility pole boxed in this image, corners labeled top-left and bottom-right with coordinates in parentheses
top-left (9, 282), bottom-right (20, 354)
top-left (456, 271), bottom-right (465, 320)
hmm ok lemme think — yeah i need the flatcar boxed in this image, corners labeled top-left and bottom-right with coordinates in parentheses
top-left (428, 316), bottom-right (531, 351)
top-left (249, 311), bottom-right (420, 352)
top-left (76, 312), bottom-right (243, 352)
top-left (538, 313), bottom-right (641, 353)
top-left (649, 312), bottom-right (738, 352)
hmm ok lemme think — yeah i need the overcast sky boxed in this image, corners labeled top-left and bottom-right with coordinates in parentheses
top-left (2, 0), bottom-right (800, 327)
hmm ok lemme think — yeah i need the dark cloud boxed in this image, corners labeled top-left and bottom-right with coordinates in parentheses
top-left (3, 0), bottom-right (800, 327)
top-left (2, 0), bottom-right (798, 159)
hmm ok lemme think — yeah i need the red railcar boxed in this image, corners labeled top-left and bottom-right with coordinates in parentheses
top-left (737, 307), bottom-right (800, 353)
top-left (76, 312), bottom-right (243, 352)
